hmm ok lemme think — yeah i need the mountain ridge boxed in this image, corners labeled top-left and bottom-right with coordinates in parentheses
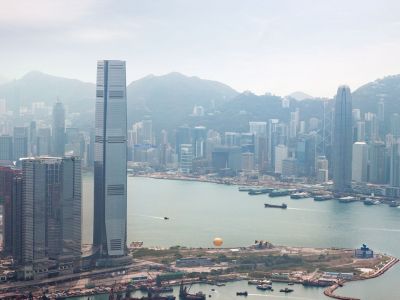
top-left (0, 70), bottom-right (399, 132)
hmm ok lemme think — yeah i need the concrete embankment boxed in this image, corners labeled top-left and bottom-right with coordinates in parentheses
top-left (324, 256), bottom-right (399, 300)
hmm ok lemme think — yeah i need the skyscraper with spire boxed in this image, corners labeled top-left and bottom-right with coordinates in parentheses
top-left (93, 60), bottom-right (127, 257)
top-left (333, 85), bottom-right (353, 192)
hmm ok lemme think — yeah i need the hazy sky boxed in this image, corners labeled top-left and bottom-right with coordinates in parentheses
top-left (1, 0), bottom-right (400, 97)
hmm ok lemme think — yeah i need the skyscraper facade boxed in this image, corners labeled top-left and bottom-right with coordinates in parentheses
top-left (0, 135), bottom-right (13, 161)
top-left (333, 86), bottom-right (353, 192)
top-left (352, 142), bottom-right (368, 183)
top-left (13, 127), bottom-right (28, 161)
top-left (21, 157), bottom-right (81, 265)
top-left (94, 60), bottom-right (127, 257)
top-left (52, 102), bottom-right (66, 157)
top-left (0, 166), bottom-right (21, 256)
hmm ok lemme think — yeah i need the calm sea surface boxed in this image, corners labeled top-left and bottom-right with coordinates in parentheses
top-left (80, 174), bottom-right (400, 300)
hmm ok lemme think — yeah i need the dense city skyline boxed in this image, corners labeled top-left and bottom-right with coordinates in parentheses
top-left (2, 1), bottom-right (400, 97)
top-left (1, 1), bottom-right (400, 298)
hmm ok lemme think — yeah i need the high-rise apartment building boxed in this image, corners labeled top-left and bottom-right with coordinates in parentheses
top-left (94, 60), bottom-right (127, 257)
top-left (333, 86), bottom-right (353, 192)
top-left (21, 157), bottom-right (81, 266)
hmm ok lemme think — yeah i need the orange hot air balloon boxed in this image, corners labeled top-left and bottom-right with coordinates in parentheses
top-left (213, 237), bottom-right (223, 247)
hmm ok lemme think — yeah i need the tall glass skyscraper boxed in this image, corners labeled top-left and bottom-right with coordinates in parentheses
top-left (94, 60), bottom-right (127, 257)
top-left (333, 85), bottom-right (353, 192)
top-left (52, 102), bottom-right (65, 157)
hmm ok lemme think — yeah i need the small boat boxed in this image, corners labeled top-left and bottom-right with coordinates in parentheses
top-left (279, 288), bottom-right (293, 293)
top-left (247, 280), bottom-right (258, 285)
top-left (290, 192), bottom-right (309, 199)
top-left (363, 198), bottom-right (374, 205)
top-left (164, 217), bottom-right (169, 220)
top-left (389, 201), bottom-right (399, 207)
top-left (236, 291), bottom-right (248, 296)
top-left (256, 284), bottom-right (272, 291)
top-left (264, 203), bottom-right (287, 209)
top-left (288, 282), bottom-right (294, 286)
top-left (215, 283), bottom-right (225, 287)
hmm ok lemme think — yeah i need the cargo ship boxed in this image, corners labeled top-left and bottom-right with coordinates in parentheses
top-left (264, 203), bottom-right (287, 209)
top-left (290, 192), bottom-right (309, 199)
top-left (269, 189), bottom-right (290, 197)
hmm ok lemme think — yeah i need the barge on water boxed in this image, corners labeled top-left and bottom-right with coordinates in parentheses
top-left (238, 186), bottom-right (255, 192)
top-left (248, 188), bottom-right (272, 195)
top-left (264, 203), bottom-right (287, 209)
top-left (179, 282), bottom-right (206, 300)
top-left (269, 189), bottom-right (291, 197)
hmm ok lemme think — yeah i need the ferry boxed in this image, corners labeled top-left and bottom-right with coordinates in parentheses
top-left (256, 284), bottom-right (272, 291)
top-left (338, 196), bottom-right (358, 203)
top-left (290, 192), bottom-right (309, 199)
top-left (269, 189), bottom-right (290, 197)
top-left (264, 203), bottom-right (287, 209)
top-left (313, 194), bottom-right (333, 201)
top-left (248, 279), bottom-right (272, 285)
top-left (363, 198), bottom-right (380, 205)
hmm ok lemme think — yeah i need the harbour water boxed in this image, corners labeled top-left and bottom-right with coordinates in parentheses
top-left (81, 175), bottom-right (400, 300)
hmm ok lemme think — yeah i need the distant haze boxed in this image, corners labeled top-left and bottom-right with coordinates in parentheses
top-left (1, 0), bottom-right (400, 97)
